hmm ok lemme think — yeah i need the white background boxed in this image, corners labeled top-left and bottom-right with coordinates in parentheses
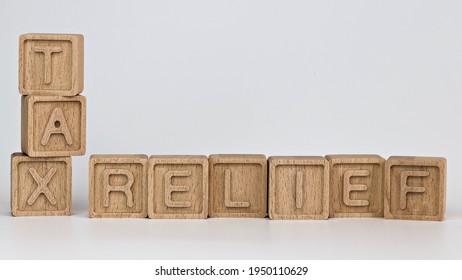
top-left (0, 0), bottom-right (461, 259)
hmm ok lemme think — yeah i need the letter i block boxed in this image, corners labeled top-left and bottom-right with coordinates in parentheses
top-left (89, 155), bottom-right (148, 218)
top-left (326, 155), bottom-right (384, 218)
top-left (21, 95), bottom-right (86, 157)
top-left (11, 153), bottom-right (72, 216)
top-left (385, 156), bottom-right (446, 221)
top-left (269, 156), bottom-right (329, 220)
top-left (209, 155), bottom-right (267, 218)
top-left (19, 33), bottom-right (84, 96)
top-left (148, 156), bottom-right (208, 219)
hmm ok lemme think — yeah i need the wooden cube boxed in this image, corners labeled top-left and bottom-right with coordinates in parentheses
top-left (89, 155), bottom-right (148, 218)
top-left (384, 156), bottom-right (446, 221)
top-left (21, 95), bottom-right (86, 157)
top-left (11, 153), bottom-right (72, 216)
top-left (326, 155), bottom-right (384, 218)
top-left (209, 155), bottom-right (267, 218)
top-left (269, 156), bottom-right (329, 220)
top-left (148, 156), bottom-right (208, 219)
top-left (19, 33), bottom-right (84, 96)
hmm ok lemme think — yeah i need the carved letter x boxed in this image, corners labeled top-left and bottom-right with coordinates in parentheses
top-left (28, 168), bottom-right (57, 206)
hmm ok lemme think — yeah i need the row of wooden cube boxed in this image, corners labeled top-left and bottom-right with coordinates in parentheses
top-left (11, 153), bottom-right (445, 220)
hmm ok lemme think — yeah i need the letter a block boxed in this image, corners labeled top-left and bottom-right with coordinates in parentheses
top-left (209, 155), bottom-right (267, 218)
top-left (326, 155), bottom-right (384, 218)
top-left (19, 33), bottom-right (84, 96)
top-left (385, 156), bottom-right (446, 221)
top-left (11, 153), bottom-right (72, 216)
top-left (148, 156), bottom-right (208, 219)
top-left (269, 156), bottom-right (329, 220)
top-left (89, 155), bottom-right (148, 218)
top-left (21, 95), bottom-right (86, 157)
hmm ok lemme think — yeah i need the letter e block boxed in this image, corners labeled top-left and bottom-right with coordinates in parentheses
top-left (326, 155), bottom-right (384, 218)
top-left (19, 33), bottom-right (84, 96)
top-left (385, 156), bottom-right (446, 221)
top-left (269, 156), bottom-right (329, 220)
top-left (148, 156), bottom-right (208, 219)
top-left (89, 155), bottom-right (148, 218)
top-left (11, 153), bottom-right (72, 216)
top-left (21, 95), bottom-right (86, 157)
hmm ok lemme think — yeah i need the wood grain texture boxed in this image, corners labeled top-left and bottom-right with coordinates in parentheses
top-left (209, 155), bottom-right (267, 218)
top-left (19, 33), bottom-right (84, 96)
top-left (11, 153), bottom-right (72, 216)
top-left (268, 156), bottom-right (329, 220)
top-left (21, 95), bottom-right (86, 157)
top-left (326, 155), bottom-right (384, 218)
top-left (89, 155), bottom-right (148, 218)
top-left (148, 155), bottom-right (208, 219)
top-left (384, 156), bottom-right (446, 221)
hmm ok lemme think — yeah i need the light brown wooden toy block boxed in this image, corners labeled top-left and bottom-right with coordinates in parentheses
top-left (11, 153), bottom-right (72, 216)
top-left (209, 155), bottom-right (267, 218)
top-left (148, 156), bottom-right (208, 219)
top-left (21, 95), bottom-right (86, 157)
top-left (19, 33), bottom-right (84, 96)
top-left (326, 155), bottom-right (384, 218)
top-left (269, 156), bottom-right (329, 220)
top-left (89, 155), bottom-right (148, 218)
top-left (384, 156), bottom-right (446, 221)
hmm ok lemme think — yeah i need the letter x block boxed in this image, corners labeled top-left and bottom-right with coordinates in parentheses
top-left (385, 156), bottom-right (446, 221)
top-left (209, 155), bottom-right (267, 218)
top-left (89, 155), bottom-right (148, 218)
top-left (19, 33), bottom-right (84, 96)
top-left (21, 95), bottom-right (86, 157)
top-left (11, 153), bottom-right (72, 216)
top-left (326, 155), bottom-right (384, 218)
top-left (148, 156), bottom-right (208, 219)
top-left (269, 156), bottom-right (329, 220)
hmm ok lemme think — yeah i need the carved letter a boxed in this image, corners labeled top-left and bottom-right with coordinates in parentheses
top-left (41, 107), bottom-right (74, 146)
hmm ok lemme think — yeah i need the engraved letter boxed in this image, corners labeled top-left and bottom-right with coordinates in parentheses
top-left (400, 170), bottom-right (429, 210)
top-left (28, 168), bottom-right (57, 206)
top-left (164, 170), bottom-right (192, 208)
top-left (41, 107), bottom-right (74, 146)
top-left (295, 171), bottom-right (303, 209)
top-left (34, 46), bottom-right (62, 84)
top-left (102, 169), bottom-right (135, 207)
top-left (343, 170), bottom-right (370, 207)
top-left (224, 169), bottom-right (250, 208)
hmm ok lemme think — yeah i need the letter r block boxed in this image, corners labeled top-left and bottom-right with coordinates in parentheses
top-left (326, 155), bottom-right (384, 218)
top-left (22, 95), bottom-right (86, 157)
top-left (19, 33), bottom-right (84, 96)
top-left (148, 156), bottom-right (208, 219)
top-left (11, 153), bottom-right (72, 216)
top-left (209, 155), bottom-right (267, 218)
top-left (89, 155), bottom-right (148, 218)
top-left (269, 156), bottom-right (329, 220)
top-left (385, 156), bottom-right (446, 221)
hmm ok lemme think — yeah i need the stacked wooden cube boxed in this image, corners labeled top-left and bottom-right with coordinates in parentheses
top-left (11, 34), bottom-right (86, 216)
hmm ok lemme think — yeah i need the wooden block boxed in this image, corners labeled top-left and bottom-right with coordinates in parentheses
top-left (384, 156), bottom-right (446, 221)
top-left (326, 155), bottom-right (384, 218)
top-left (209, 155), bottom-right (267, 218)
top-left (21, 95), bottom-right (86, 157)
top-left (11, 153), bottom-right (72, 216)
top-left (269, 156), bottom-right (329, 220)
top-left (19, 33), bottom-right (84, 96)
top-left (89, 155), bottom-right (148, 218)
top-left (148, 156), bottom-right (208, 219)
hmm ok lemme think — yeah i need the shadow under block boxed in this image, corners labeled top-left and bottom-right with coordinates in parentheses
top-left (326, 155), bottom-right (384, 218)
top-left (148, 156), bottom-right (208, 219)
top-left (19, 33), bottom-right (84, 96)
top-left (89, 155), bottom-right (148, 218)
top-left (384, 156), bottom-right (446, 221)
top-left (21, 95), bottom-right (86, 157)
top-left (269, 156), bottom-right (329, 220)
top-left (11, 153), bottom-right (72, 216)
top-left (209, 155), bottom-right (267, 218)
